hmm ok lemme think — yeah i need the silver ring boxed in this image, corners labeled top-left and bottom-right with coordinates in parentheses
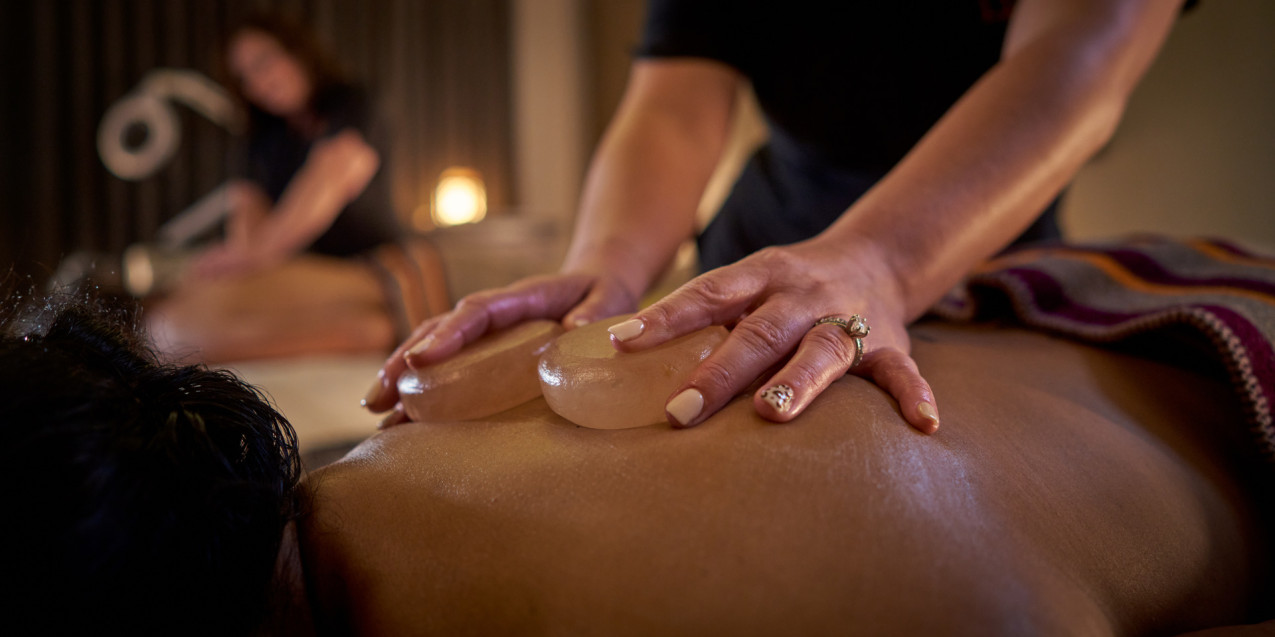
top-left (813, 314), bottom-right (870, 368)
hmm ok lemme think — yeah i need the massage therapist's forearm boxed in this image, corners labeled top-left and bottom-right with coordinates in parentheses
top-left (241, 130), bottom-right (380, 266)
top-left (562, 61), bottom-right (739, 302)
top-left (821, 0), bottom-right (1182, 321)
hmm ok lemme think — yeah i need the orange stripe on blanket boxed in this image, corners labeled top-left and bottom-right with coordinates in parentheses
top-left (976, 247), bottom-right (1275, 306)
top-left (974, 247), bottom-right (1053, 273)
top-left (1186, 238), bottom-right (1275, 271)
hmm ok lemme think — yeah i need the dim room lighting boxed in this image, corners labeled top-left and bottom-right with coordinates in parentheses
top-left (431, 167), bottom-right (487, 227)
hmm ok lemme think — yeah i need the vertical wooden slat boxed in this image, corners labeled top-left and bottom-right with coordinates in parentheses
top-left (413, 0), bottom-right (436, 228)
top-left (1, 2), bottom-right (37, 272)
top-left (189, 0), bottom-right (223, 210)
top-left (101, 0), bottom-right (132, 249)
top-left (30, 2), bottom-right (63, 276)
top-left (160, 0), bottom-right (190, 236)
top-left (131, 0), bottom-right (160, 248)
top-left (68, 1), bottom-right (98, 253)
top-left (385, 0), bottom-right (409, 222)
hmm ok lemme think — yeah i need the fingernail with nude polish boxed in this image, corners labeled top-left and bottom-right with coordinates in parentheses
top-left (570, 316), bottom-right (591, 328)
top-left (406, 333), bottom-right (436, 358)
top-left (917, 401), bottom-right (940, 432)
top-left (607, 318), bottom-right (644, 342)
top-left (759, 384), bottom-right (794, 413)
top-left (666, 388), bottom-right (704, 426)
top-left (361, 378), bottom-right (383, 408)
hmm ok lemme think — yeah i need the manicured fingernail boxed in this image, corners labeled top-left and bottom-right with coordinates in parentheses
top-left (666, 388), bottom-right (704, 426)
top-left (607, 318), bottom-right (644, 342)
top-left (759, 384), bottom-right (794, 413)
top-left (917, 401), bottom-right (940, 432)
top-left (407, 333), bottom-right (436, 358)
top-left (361, 378), bottom-right (383, 408)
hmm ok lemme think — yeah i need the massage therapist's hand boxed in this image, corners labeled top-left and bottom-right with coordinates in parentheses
top-left (361, 270), bottom-right (639, 415)
top-left (609, 239), bottom-right (941, 434)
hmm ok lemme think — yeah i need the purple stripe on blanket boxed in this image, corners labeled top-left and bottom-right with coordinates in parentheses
top-left (1004, 268), bottom-right (1144, 325)
top-left (935, 236), bottom-right (1275, 459)
top-left (1079, 247), bottom-right (1275, 297)
top-left (1204, 238), bottom-right (1275, 263)
top-left (1006, 267), bottom-right (1275, 371)
top-left (991, 265), bottom-right (1274, 454)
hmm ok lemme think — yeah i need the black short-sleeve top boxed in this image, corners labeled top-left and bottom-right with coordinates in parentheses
top-left (238, 84), bottom-right (402, 256)
top-left (636, 1), bottom-right (1066, 269)
top-left (637, 1), bottom-right (1013, 173)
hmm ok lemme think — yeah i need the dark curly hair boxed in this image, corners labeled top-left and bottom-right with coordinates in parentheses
top-left (0, 286), bottom-right (305, 635)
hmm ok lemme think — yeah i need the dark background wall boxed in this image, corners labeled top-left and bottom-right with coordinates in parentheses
top-left (1, 0), bottom-right (512, 285)
top-left (4, 0), bottom-right (1271, 291)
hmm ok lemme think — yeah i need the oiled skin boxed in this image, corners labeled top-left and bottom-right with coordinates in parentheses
top-left (302, 322), bottom-right (1271, 636)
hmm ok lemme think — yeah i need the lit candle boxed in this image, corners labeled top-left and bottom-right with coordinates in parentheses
top-left (431, 167), bottom-right (487, 227)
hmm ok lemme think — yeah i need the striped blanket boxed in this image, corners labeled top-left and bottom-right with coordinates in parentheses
top-left (931, 236), bottom-right (1275, 460)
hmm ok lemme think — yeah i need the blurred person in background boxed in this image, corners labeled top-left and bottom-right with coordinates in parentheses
top-left (149, 12), bottom-right (446, 363)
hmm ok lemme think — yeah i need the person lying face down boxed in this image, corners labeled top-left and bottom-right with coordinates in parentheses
top-left (4, 293), bottom-right (1272, 635)
top-left (307, 319), bottom-right (1274, 635)
top-left (0, 292), bottom-right (304, 636)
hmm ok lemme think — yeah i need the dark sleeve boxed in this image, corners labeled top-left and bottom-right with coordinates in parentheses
top-left (233, 135), bottom-right (271, 187)
top-left (634, 0), bottom-right (748, 70)
top-left (320, 86), bottom-right (371, 134)
top-left (315, 85), bottom-right (391, 170)
top-left (236, 115), bottom-right (299, 202)
top-left (308, 85), bottom-right (405, 255)
top-left (314, 85), bottom-right (375, 138)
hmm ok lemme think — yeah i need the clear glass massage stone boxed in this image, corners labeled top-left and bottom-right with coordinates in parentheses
top-left (538, 315), bottom-right (727, 429)
top-left (398, 319), bottom-right (565, 422)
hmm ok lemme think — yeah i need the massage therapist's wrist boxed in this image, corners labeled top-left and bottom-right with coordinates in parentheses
top-left (807, 230), bottom-right (909, 322)
top-left (561, 243), bottom-right (657, 308)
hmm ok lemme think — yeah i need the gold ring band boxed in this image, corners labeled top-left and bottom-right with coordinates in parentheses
top-left (812, 314), bottom-right (870, 368)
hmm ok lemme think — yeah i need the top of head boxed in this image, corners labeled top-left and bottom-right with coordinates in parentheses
top-left (0, 289), bottom-right (302, 635)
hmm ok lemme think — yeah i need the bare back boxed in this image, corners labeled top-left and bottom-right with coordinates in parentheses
top-left (301, 322), bottom-right (1271, 636)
